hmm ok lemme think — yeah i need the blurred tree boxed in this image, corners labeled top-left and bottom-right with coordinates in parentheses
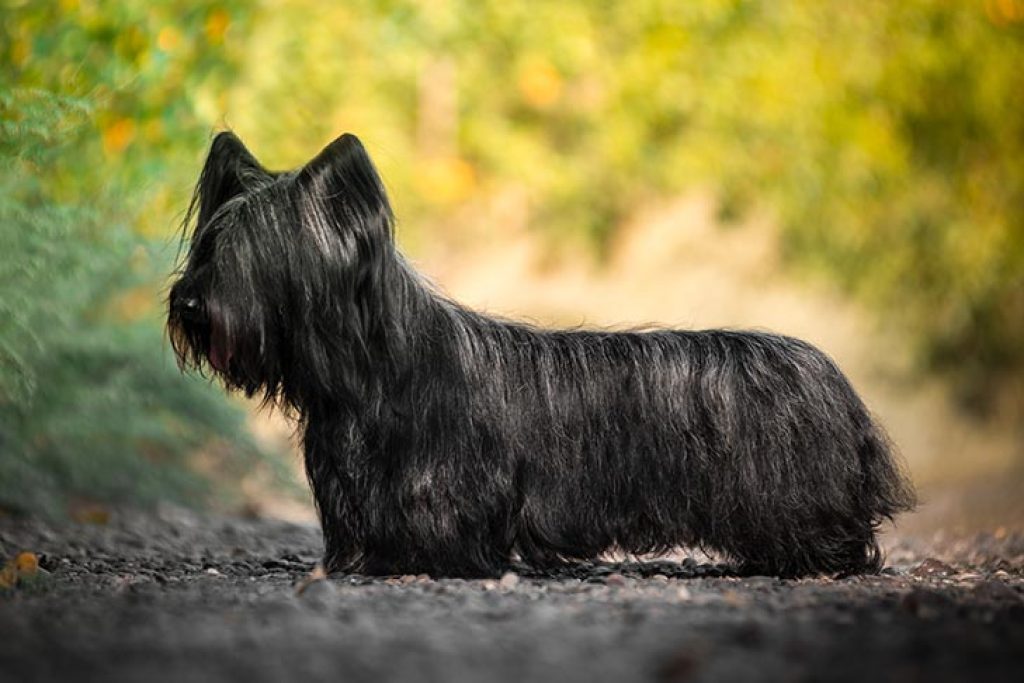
top-left (217, 0), bottom-right (1023, 416)
top-left (677, 1), bottom-right (1024, 415)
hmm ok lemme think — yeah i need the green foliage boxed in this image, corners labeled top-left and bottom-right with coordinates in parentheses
top-left (0, 0), bottom-right (255, 239)
top-left (0, 6), bottom-right (293, 514)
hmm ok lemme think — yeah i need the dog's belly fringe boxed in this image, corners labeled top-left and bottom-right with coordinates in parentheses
top-left (504, 328), bottom-right (910, 576)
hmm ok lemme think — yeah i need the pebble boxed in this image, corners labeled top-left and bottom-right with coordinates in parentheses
top-left (297, 578), bottom-right (337, 602)
top-left (722, 590), bottom-right (747, 607)
top-left (910, 558), bottom-right (956, 578)
top-left (499, 572), bottom-right (519, 590)
top-left (605, 573), bottom-right (627, 588)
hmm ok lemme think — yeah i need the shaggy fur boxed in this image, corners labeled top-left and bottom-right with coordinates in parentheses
top-left (168, 132), bottom-right (915, 578)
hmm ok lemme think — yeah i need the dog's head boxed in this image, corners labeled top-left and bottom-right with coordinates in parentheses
top-left (167, 132), bottom-right (394, 403)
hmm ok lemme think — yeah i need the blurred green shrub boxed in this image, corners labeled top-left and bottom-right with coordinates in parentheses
top-left (0, 0), bottom-right (293, 516)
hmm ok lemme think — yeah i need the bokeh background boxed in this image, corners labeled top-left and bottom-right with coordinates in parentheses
top-left (2, 0), bottom-right (1022, 532)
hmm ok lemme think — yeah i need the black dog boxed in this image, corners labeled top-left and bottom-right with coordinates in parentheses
top-left (168, 132), bottom-right (915, 577)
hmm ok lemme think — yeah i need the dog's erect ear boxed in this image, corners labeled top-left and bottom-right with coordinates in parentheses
top-left (193, 131), bottom-right (271, 226)
top-left (298, 133), bottom-right (392, 224)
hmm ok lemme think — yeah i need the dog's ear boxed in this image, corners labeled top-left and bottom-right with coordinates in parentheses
top-left (298, 133), bottom-right (392, 225)
top-left (193, 131), bottom-right (271, 226)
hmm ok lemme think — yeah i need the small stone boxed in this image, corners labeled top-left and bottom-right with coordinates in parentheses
top-left (481, 579), bottom-right (498, 591)
top-left (499, 572), bottom-right (519, 590)
top-left (676, 586), bottom-right (692, 601)
top-left (722, 590), bottom-right (747, 607)
top-left (293, 564), bottom-right (328, 595)
top-left (204, 567), bottom-right (223, 577)
top-left (298, 578), bottom-right (337, 602)
top-left (606, 573), bottom-right (627, 588)
top-left (743, 576), bottom-right (775, 587)
top-left (399, 574), bottom-right (417, 585)
top-left (651, 574), bottom-right (669, 583)
top-left (416, 573), bottom-right (431, 582)
top-left (910, 558), bottom-right (955, 578)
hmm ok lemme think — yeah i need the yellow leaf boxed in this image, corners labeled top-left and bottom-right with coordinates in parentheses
top-left (0, 562), bottom-right (16, 590)
top-left (294, 563), bottom-right (328, 595)
top-left (205, 10), bottom-right (231, 44)
top-left (15, 552), bottom-right (38, 578)
top-left (0, 552), bottom-right (39, 589)
top-left (157, 26), bottom-right (181, 52)
top-left (102, 118), bottom-right (136, 155)
top-left (517, 58), bottom-right (563, 109)
top-left (415, 157), bottom-right (476, 205)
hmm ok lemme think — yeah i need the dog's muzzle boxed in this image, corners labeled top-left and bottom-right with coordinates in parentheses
top-left (171, 292), bottom-right (204, 323)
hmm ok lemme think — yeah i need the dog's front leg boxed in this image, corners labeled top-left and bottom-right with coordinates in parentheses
top-left (303, 422), bottom-right (368, 574)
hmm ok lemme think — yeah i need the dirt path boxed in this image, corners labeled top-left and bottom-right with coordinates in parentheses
top-left (1, 509), bottom-right (1021, 683)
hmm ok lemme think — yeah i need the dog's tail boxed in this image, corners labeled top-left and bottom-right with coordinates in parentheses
top-left (853, 416), bottom-right (917, 572)
top-left (772, 338), bottom-right (917, 576)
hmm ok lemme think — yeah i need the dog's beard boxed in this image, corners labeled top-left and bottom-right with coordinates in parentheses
top-left (167, 307), bottom-right (237, 379)
top-left (207, 318), bottom-right (232, 373)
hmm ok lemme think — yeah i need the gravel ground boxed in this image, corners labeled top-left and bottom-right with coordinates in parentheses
top-left (1, 508), bottom-right (1022, 683)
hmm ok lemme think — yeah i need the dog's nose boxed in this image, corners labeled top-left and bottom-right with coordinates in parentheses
top-left (172, 290), bottom-right (204, 319)
top-left (180, 297), bottom-right (203, 320)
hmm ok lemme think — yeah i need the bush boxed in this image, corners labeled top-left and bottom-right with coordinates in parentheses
top-left (0, 87), bottom-right (293, 516)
